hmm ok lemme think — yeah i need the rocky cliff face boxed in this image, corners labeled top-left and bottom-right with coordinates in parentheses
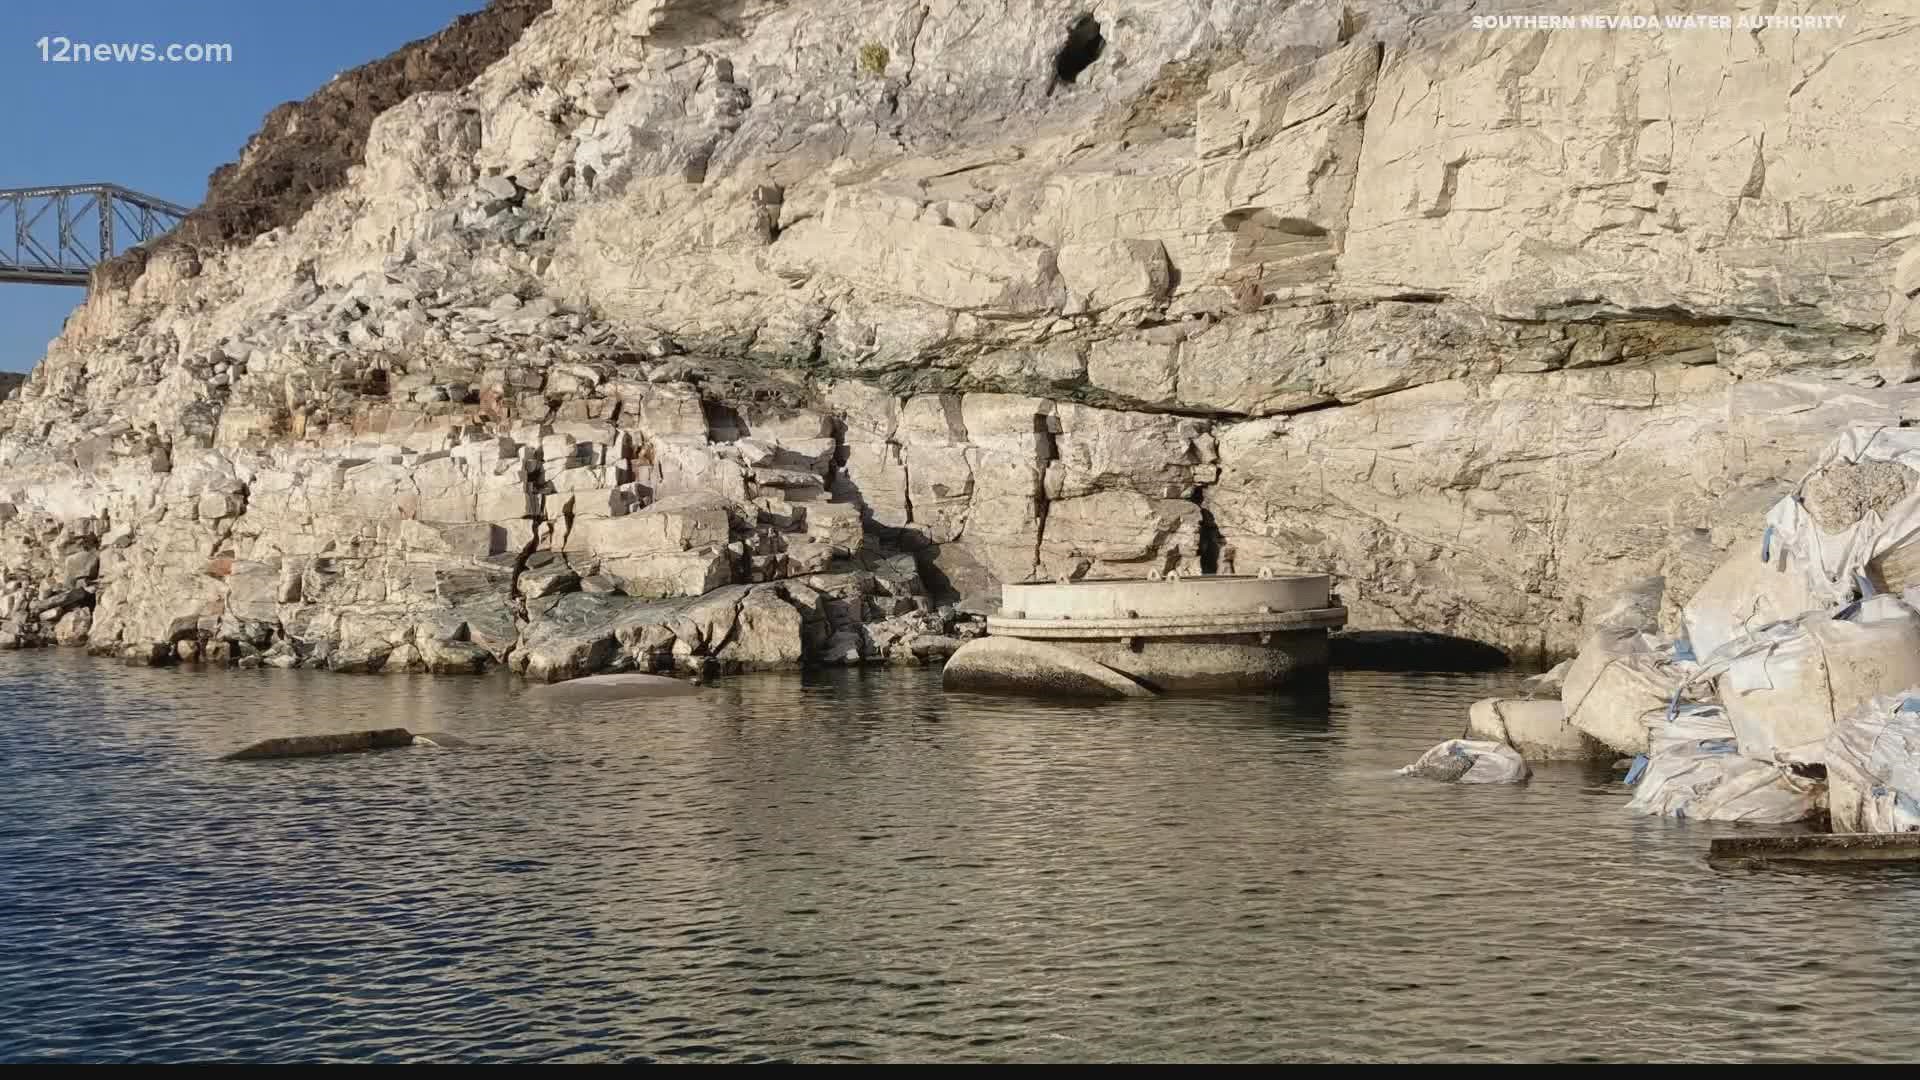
top-left (3, 0), bottom-right (1918, 673)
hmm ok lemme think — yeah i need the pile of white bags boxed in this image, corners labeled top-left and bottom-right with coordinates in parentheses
top-left (1644, 702), bottom-right (1737, 755)
top-left (1701, 594), bottom-right (1920, 765)
top-left (1398, 740), bottom-right (1530, 784)
top-left (1624, 739), bottom-right (1824, 823)
top-left (1561, 626), bottom-right (1699, 756)
top-left (1616, 424), bottom-right (1920, 829)
top-left (1750, 423), bottom-right (1920, 612)
top-left (1682, 536), bottom-right (1815, 661)
top-left (1427, 425), bottom-right (1920, 829)
top-left (1826, 689), bottom-right (1920, 833)
top-left (1625, 701), bottom-right (1820, 823)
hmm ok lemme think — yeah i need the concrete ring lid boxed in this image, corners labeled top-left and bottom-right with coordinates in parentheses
top-left (1001, 573), bottom-right (1331, 620)
top-left (988, 605), bottom-right (1349, 639)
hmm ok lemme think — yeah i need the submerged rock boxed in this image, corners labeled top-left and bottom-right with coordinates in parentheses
top-left (410, 730), bottom-right (473, 748)
top-left (225, 728), bottom-right (417, 761)
top-left (529, 672), bottom-right (701, 701)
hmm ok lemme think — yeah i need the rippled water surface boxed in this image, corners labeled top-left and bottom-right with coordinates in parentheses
top-left (4, 651), bottom-right (1919, 1062)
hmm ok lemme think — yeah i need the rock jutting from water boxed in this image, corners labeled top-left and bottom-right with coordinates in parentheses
top-left (3, 1), bottom-right (1920, 683)
top-left (225, 728), bottom-right (420, 760)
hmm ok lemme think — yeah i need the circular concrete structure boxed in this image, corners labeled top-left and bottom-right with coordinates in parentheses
top-left (1000, 574), bottom-right (1330, 620)
top-left (947, 573), bottom-right (1348, 696)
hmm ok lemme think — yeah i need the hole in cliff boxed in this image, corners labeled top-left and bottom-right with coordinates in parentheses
top-left (703, 400), bottom-right (749, 442)
top-left (1053, 15), bottom-right (1105, 84)
top-left (1194, 497), bottom-right (1222, 575)
top-left (1221, 208), bottom-right (1329, 238)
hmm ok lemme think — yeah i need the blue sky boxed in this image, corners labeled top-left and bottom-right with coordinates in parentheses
top-left (1, 1), bottom-right (489, 371)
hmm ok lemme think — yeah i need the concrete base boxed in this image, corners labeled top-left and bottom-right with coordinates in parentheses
top-left (956, 573), bottom-right (1347, 697)
top-left (1047, 630), bottom-right (1329, 691)
top-left (1709, 833), bottom-right (1920, 867)
top-left (943, 637), bottom-right (1154, 700)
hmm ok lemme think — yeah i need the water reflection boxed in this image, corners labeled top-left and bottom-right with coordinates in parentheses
top-left (1, 653), bottom-right (1916, 1062)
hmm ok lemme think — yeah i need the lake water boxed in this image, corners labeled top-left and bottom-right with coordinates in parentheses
top-left (3, 651), bottom-right (1917, 1062)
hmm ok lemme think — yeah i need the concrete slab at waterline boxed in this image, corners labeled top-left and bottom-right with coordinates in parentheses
top-left (1709, 833), bottom-right (1920, 867)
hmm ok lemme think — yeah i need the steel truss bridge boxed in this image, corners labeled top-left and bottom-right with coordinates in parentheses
top-left (0, 184), bottom-right (190, 286)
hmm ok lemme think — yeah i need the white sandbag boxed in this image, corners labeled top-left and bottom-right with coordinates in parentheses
top-left (1625, 741), bottom-right (1823, 823)
top-left (1680, 536), bottom-right (1815, 662)
top-left (1643, 703), bottom-right (1736, 756)
top-left (1561, 628), bottom-right (1697, 755)
top-left (1466, 697), bottom-right (1610, 760)
top-left (1715, 594), bottom-right (1920, 765)
top-left (1826, 689), bottom-right (1920, 833)
top-left (1757, 423), bottom-right (1920, 613)
top-left (1398, 739), bottom-right (1530, 784)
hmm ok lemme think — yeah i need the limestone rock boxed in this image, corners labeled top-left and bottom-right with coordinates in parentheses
top-left (2, 1), bottom-right (1917, 674)
top-left (1058, 240), bottom-right (1171, 316)
top-left (53, 607), bottom-right (91, 647)
top-left (720, 586), bottom-right (804, 668)
top-left (418, 636), bottom-right (493, 675)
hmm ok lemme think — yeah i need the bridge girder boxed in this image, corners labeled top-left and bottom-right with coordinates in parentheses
top-left (0, 184), bottom-right (191, 287)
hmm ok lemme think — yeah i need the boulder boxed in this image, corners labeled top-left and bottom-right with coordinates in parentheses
top-left (418, 636), bottom-right (494, 675)
top-left (720, 587), bottom-right (804, 668)
top-left (1465, 698), bottom-right (1611, 761)
top-left (52, 607), bottom-right (92, 647)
